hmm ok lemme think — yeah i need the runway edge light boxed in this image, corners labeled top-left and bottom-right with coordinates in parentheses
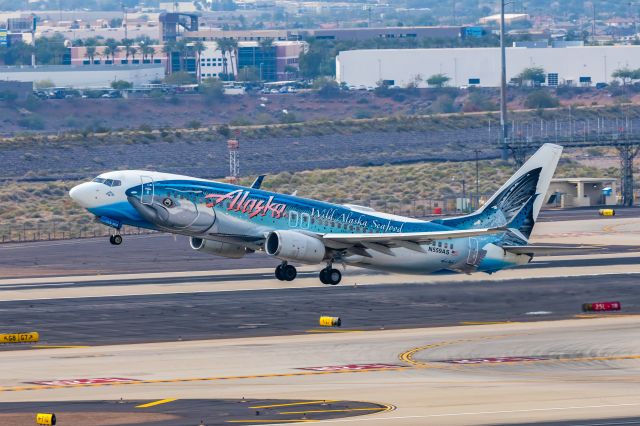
top-left (36, 413), bottom-right (56, 425)
top-left (0, 332), bottom-right (39, 344)
top-left (582, 301), bottom-right (621, 312)
top-left (319, 316), bottom-right (341, 327)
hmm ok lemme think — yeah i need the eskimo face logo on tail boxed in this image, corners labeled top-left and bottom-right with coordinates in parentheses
top-left (488, 167), bottom-right (542, 222)
top-left (206, 189), bottom-right (287, 219)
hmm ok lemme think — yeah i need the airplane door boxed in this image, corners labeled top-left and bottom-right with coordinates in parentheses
top-left (140, 176), bottom-right (154, 205)
top-left (467, 237), bottom-right (479, 265)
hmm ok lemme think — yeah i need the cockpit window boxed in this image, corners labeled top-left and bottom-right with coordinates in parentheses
top-left (92, 178), bottom-right (122, 187)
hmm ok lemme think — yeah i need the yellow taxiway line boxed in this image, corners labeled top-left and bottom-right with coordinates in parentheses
top-left (279, 407), bottom-right (386, 415)
top-left (135, 398), bottom-right (177, 408)
top-left (250, 400), bottom-right (338, 409)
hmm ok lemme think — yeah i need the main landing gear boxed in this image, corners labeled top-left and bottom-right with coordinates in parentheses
top-left (109, 234), bottom-right (123, 245)
top-left (275, 262), bottom-right (297, 281)
top-left (319, 265), bottom-right (341, 285)
top-left (274, 262), bottom-right (342, 285)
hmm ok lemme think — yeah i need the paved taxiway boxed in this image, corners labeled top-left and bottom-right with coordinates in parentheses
top-left (1, 209), bottom-right (640, 425)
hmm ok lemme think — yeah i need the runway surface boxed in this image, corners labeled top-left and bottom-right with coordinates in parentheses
top-left (0, 274), bottom-right (639, 346)
top-left (1, 211), bottom-right (640, 425)
top-left (1, 207), bottom-right (638, 279)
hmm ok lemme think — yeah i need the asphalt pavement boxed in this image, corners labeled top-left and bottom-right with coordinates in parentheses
top-left (1, 273), bottom-right (637, 346)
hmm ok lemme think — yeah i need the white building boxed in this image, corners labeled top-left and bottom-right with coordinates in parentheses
top-left (336, 45), bottom-right (640, 88)
top-left (198, 41), bottom-right (228, 80)
top-left (0, 64), bottom-right (165, 88)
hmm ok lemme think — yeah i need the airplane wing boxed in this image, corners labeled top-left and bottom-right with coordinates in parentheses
top-left (500, 245), bottom-right (600, 256)
top-left (323, 227), bottom-right (507, 245)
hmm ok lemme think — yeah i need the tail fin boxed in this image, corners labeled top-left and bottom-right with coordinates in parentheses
top-left (435, 143), bottom-right (563, 240)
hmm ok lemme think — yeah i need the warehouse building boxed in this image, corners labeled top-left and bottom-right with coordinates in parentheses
top-left (336, 45), bottom-right (640, 88)
top-left (0, 64), bottom-right (164, 88)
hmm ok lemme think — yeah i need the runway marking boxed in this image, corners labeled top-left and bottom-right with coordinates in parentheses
top-left (250, 400), bottom-right (338, 409)
top-left (136, 398), bottom-right (177, 408)
top-left (309, 402), bottom-right (640, 423)
top-left (1, 367), bottom-right (406, 393)
top-left (31, 345), bottom-right (90, 349)
top-left (460, 321), bottom-right (518, 325)
top-left (305, 329), bottom-right (366, 333)
top-left (279, 408), bottom-right (386, 415)
top-left (226, 420), bottom-right (318, 423)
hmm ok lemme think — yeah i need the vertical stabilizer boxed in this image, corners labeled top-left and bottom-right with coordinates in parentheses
top-left (434, 144), bottom-right (563, 240)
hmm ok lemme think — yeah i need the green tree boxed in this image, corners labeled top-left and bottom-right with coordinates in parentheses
top-left (524, 89), bottom-right (560, 109)
top-left (216, 38), bottom-right (231, 78)
top-left (122, 38), bottom-right (134, 61)
top-left (518, 67), bottom-right (546, 86)
top-left (199, 77), bottom-right (225, 105)
top-left (34, 79), bottom-right (55, 89)
top-left (426, 73), bottom-right (450, 88)
top-left (227, 38), bottom-right (239, 79)
top-left (193, 40), bottom-right (206, 81)
top-left (314, 77), bottom-right (341, 98)
top-left (111, 80), bottom-right (132, 90)
top-left (164, 71), bottom-right (197, 85)
top-left (85, 45), bottom-right (97, 64)
top-left (104, 38), bottom-right (119, 63)
top-left (613, 67), bottom-right (634, 85)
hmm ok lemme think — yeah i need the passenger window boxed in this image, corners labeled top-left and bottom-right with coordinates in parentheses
top-left (438, 242), bottom-right (442, 247)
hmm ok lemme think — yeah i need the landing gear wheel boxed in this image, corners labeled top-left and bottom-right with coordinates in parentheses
top-left (319, 267), bottom-right (341, 285)
top-left (275, 264), bottom-right (285, 281)
top-left (110, 234), bottom-right (123, 245)
top-left (283, 264), bottom-right (297, 281)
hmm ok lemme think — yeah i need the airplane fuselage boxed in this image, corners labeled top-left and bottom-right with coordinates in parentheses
top-left (69, 170), bottom-right (531, 276)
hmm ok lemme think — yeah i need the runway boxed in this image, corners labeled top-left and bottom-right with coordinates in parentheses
top-left (1, 211), bottom-right (640, 425)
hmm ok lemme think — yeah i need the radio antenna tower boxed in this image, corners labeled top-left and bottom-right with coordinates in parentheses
top-left (227, 139), bottom-right (239, 184)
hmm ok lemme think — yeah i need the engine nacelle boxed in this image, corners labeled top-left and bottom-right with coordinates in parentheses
top-left (190, 237), bottom-right (247, 259)
top-left (265, 230), bottom-right (326, 264)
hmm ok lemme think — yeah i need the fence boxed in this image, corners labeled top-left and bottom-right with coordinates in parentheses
top-left (0, 223), bottom-right (157, 244)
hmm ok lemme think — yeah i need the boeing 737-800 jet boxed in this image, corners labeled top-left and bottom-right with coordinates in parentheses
top-left (70, 143), bottom-right (575, 285)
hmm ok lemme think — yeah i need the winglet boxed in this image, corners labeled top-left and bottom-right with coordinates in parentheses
top-left (250, 175), bottom-right (266, 189)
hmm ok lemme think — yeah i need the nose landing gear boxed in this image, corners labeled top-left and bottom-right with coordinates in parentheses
top-left (275, 262), bottom-right (297, 281)
top-left (109, 234), bottom-right (123, 245)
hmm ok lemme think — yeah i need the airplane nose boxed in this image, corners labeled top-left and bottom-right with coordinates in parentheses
top-left (69, 182), bottom-right (98, 208)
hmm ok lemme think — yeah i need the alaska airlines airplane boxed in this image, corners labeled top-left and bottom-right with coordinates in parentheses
top-left (69, 143), bottom-right (573, 285)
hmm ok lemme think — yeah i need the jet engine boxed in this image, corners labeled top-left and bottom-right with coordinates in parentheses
top-left (190, 237), bottom-right (247, 259)
top-left (265, 230), bottom-right (326, 263)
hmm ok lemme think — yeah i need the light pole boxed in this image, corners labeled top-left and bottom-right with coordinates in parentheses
top-left (500, 0), bottom-right (509, 160)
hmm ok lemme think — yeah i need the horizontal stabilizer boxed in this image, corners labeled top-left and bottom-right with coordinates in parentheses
top-left (502, 245), bottom-right (600, 256)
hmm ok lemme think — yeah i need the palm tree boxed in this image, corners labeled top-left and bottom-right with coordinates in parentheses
top-left (174, 39), bottom-right (188, 71)
top-left (122, 38), bottom-right (134, 62)
top-left (227, 38), bottom-right (239, 80)
top-left (162, 40), bottom-right (176, 73)
top-left (193, 40), bottom-right (206, 81)
top-left (140, 43), bottom-right (154, 63)
top-left (85, 45), bottom-right (96, 64)
top-left (104, 38), bottom-right (119, 64)
top-left (130, 46), bottom-right (138, 62)
top-left (217, 38), bottom-right (231, 80)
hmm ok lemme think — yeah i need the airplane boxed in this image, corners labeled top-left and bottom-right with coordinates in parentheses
top-left (69, 143), bottom-right (580, 285)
